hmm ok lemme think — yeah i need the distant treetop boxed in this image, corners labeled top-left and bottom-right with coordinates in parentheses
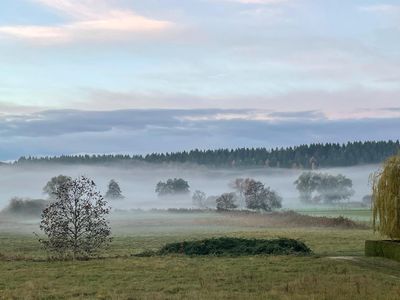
top-left (13, 140), bottom-right (400, 169)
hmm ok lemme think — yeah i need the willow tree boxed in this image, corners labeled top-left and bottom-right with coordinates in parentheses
top-left (372, 155), bottom-right (400, 239)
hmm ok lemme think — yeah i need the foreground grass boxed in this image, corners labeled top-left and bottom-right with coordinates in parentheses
top-left (1, 211), bottom-right (399, 299)
top-left (1, 252), bottom-right (400, 299)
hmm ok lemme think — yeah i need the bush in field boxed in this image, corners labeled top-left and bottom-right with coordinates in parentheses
top-left (216, 193), bottom-right (238, 211)
top-left (43, 175), bottom-right (72, 200)
top-left (39, 176), bottom-right (112, 259)
top-left (2, 197), bottom-right (48, 217)
top-left (155, 178), bottom-right (190, 196)
top-left (372, 155), bottom-right (400, 239)
top-left (192, 190), bottom-right (206, 208)
top-left (294, 172), bottom-right (354, 204)
top-left (105, 179), bottom-right (124, 200)
top-left (155, 237), bottom-right (312, 256)
top-left (244, 180), bottom-right (282, 211)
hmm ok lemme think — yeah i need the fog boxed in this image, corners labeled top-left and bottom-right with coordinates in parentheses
top-left (0, 163), bottom-right (380, 212)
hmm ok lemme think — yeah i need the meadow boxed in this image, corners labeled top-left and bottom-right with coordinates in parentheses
top-left (1, 209), bottom-right (400, 299)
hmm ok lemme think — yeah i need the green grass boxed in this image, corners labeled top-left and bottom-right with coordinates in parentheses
top-left (1, 211), bottom-right (400, 299)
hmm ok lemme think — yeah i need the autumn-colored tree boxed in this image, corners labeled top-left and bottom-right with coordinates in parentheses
top-left (372, 155), bottom-right (400, 239)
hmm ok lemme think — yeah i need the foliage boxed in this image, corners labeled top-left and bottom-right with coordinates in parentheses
top-left (155, 237), bottom-right (312, 256)
top-left (192, 190), bottom-right (206, 208)
top-left (294, 172), bottom-right (354, 204)
top-left (105, 179), bottom-right (124, 200)
top-left (1, 198), bottom-right (48, 217)
top-left (15, 140), bottom-right (400, 168)
top-left (216, 193), bottom-right (238, 211)
top-left (372, 155), bottom-right (400, 239)
top-left (244, 180), bottom-right (282, 211)
top-left (155, 178), bottom-right (190, 196)
top-left (39, 176), bottom-right (112, 258)
top-left (42, 175), bottom-right (72, 200)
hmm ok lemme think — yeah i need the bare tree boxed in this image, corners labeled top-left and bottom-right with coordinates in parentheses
top-left (39, 176), bottom-right (112, 259)
top-left (216, 193), bottom-right (238, 211)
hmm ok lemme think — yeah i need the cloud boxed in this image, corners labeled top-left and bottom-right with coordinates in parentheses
top-left (0, 0), bottom-right (175, 44)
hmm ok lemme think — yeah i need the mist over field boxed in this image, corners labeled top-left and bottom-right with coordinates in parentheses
top-left (0, 163), bottom-right (380, 212)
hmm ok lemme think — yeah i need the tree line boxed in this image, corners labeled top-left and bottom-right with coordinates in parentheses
top-left (14, 140), bottom-right (400, 169)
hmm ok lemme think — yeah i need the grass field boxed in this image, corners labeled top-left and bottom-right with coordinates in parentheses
top-left (1, 209), bottom-right (400, 299)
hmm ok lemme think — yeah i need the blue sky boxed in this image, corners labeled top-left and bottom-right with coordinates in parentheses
top-left (0, 0), bottom-right (399, 159)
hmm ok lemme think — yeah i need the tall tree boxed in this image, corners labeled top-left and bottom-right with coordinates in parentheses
top-left (39, 176), bottom-right (112, 259)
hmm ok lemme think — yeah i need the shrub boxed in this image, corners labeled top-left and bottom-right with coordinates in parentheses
top-left (156, 237), bottom-right (312, 256)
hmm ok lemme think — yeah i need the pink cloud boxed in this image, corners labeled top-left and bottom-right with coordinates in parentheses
top-left (0, 0), bottom-right (175, 44)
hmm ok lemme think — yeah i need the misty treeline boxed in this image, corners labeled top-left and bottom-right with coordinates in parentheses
top-left (13, 140), bottom-right (400, 169)
top-left (1, 175), bottom-right (124, 216)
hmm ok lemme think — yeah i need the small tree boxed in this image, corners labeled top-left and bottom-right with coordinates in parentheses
top-left (192, 190), bottom-right (206, 208)
top-left (105, 179), bottom-right (124, 200)
top-left (244, 180), bottom-right (282, 211)
top-left (372, 155), bottom-right (400, 239)
top-left (216, 193), bottom-right (238, 211)
top-left (155, 178), bottom-right (190, 196)
top-left (43, 175), bottom-right (72, 200)
top-left (39, 176), bottom-right (112, 259)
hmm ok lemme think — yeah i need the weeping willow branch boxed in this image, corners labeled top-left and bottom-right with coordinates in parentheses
top-left (372, 155), bottom-right (400, 239)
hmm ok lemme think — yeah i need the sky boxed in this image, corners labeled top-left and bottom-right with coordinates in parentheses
top-left (0, 0), bottom-right (399, 160)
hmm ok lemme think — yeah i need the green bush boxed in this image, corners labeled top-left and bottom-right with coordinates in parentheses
top-left (154, 237), bottom-right (312, 256)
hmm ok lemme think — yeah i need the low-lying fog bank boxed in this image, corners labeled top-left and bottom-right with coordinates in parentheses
top-left (0, 163), bottom-right (380, 211)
